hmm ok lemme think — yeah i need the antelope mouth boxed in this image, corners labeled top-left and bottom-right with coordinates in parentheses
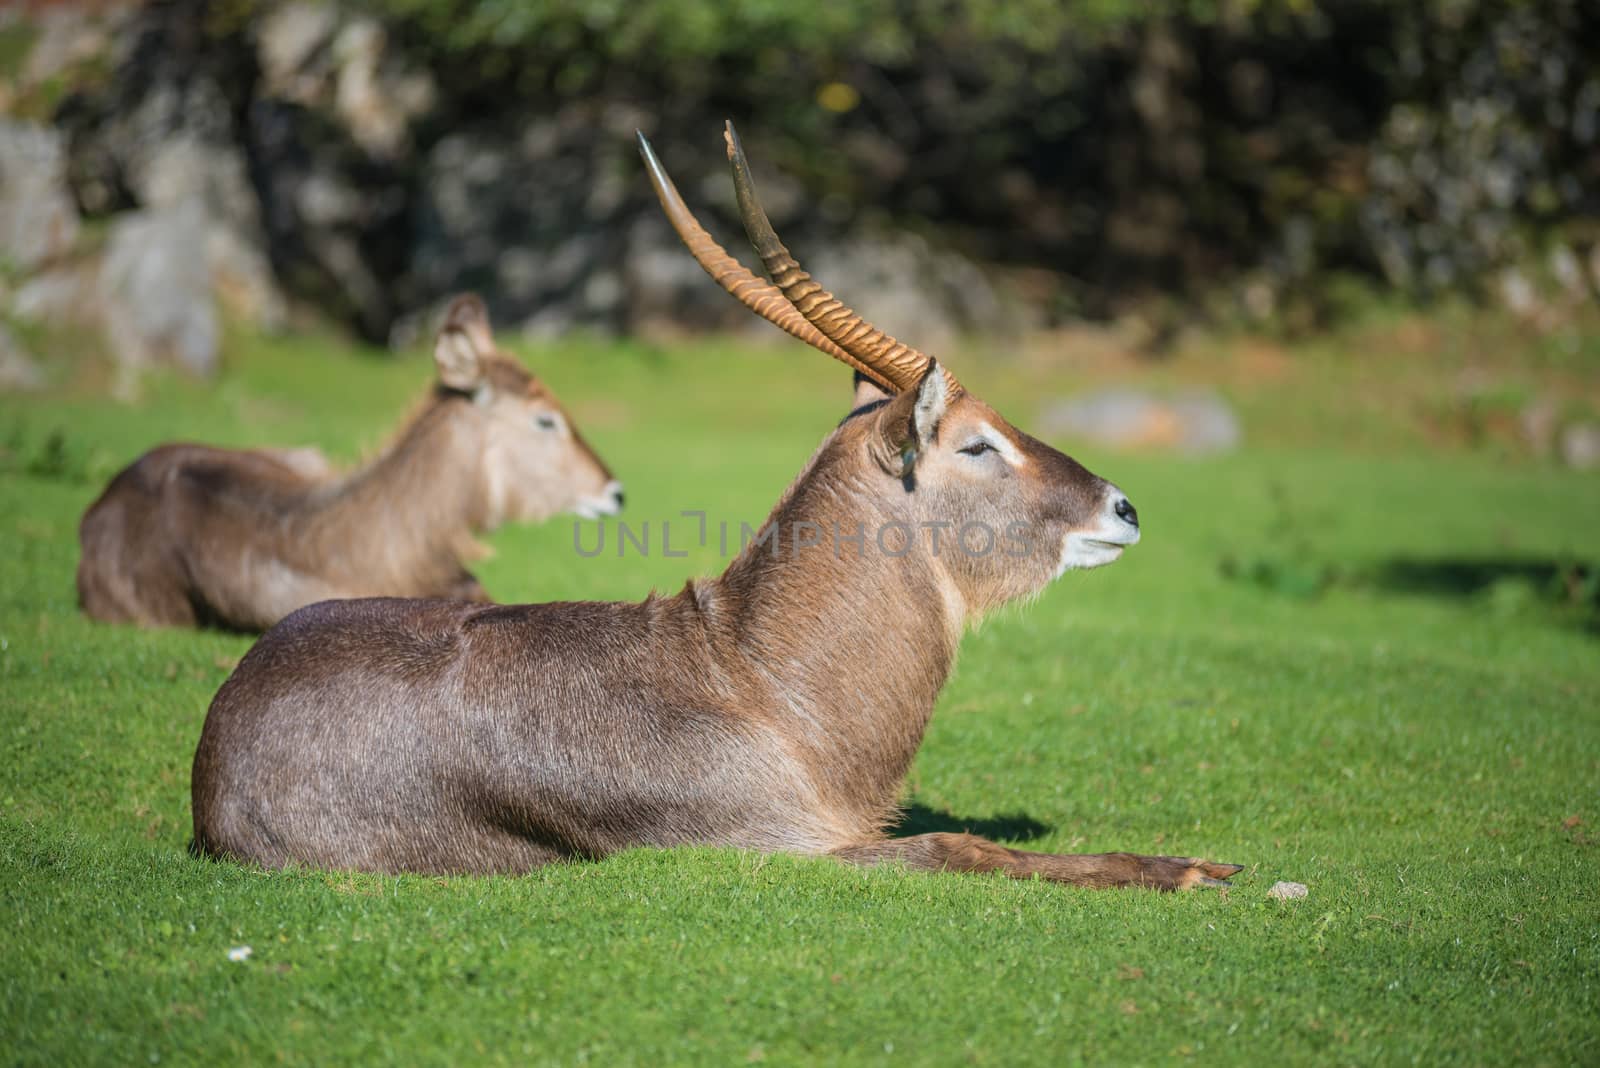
top-left (1057, 489), bottom-right (1141, 575)
top-left (573, 480), bottom-right (626, 519)
top-left (1057, 532), bottom-right (1137, 575)
top-left (1049, 527), bottom-right (1139, 572)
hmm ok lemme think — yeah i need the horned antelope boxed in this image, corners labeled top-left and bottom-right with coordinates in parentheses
top-left (78, 295), bottom-right (623, 631)
top-left (190, 126), bottom-right (1240, 891)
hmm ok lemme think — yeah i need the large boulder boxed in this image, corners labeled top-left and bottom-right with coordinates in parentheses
top-left (805, 231), bottom-right (1009, 356)
top-left (246, 96), bottom-right (410, 340)
top-left (9, 262), bottom-right (98, 326)
top-left (0, 119), bottom-right (80, 272)
top-left (0, 322), bottom-right (44, 392)
top-left (99, 202), bottom-right (220, 389)
top-left (408, 109), bottom-right (639, 339)
top-left (35, 2), bottom-right (1032, 349)
top-left (58, 0), bottom-right (413, 339)
top-left (140, 134), bottom-right (287, 331)
top-left (246, 3), bottom-right (435, 338)
top-left (56, 6), bottom-right (287, 333)
top-left (258, 4), bottom-right (434, 160)
top-left (256, 2), bottom-right (341, 106)
top-left (409, 110), bottom-right (1016, 347)
top-left (1560, 422), bottom-right (1600, 471)
top-left (1039, 388), bottom-right (1242, 454)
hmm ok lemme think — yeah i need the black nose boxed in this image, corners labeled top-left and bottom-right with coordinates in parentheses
top-left (1114, 497), bottom-right (1138, 527)
top-left (613, 488), bottom-right (626, 509)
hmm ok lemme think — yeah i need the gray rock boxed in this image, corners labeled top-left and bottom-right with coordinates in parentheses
top-left (19, 7), bottom-right (121, 88)
top-left (411, 116), bottom-right (633, 334)
top-left (246, 93), bottom-right (410, 339)
top-left (1498, 267), bottom-right (1538, 318)
top-left (46, 15), bottom-right (288, 334)
top-left (1520, 397), bottom-right (1559, 457)
top-left (0, 6), bottom-right (126, 127)
top-left (623, 214), bottom-right (734, 337)
top-left (582, 269), bottom-right (624, 316)
top-left (139, 136), bottom-right (287, 331)
top-left (206, 224), bottom-right (289, 333)
top-left (1559, 422), bottom-right (1600, 471)
top-left (1267, 880), bottom-right (1308, 900)
top-left (0, 119), bottom-right (80, 271)
top-left (1039, 388), bottom-right (1242, 454)
top-left (99, 203), bottom-right (220, 385)
top-left (329, 18), bottom-right (435, 160)
top-left (1240, 275), bottom-right (1278, 321)
top-left (257, 2), bottom-right (339, 104)
top-left (0, 322), bottom-right (44, 392)
top-left (1549, 244), bottom-right (1586, 298)
top-left (807, 232), bottom-right (1008, 356)
top-left (76, 71), bottom-right (240, 215)
top-left (258, 8), bottom-right (440, 157)
top-left (257, 3), bottom-right (435, 161)
top-left (410, 114), bottom-right (1017, 346)
top-left (141, 133), bottom-right (261, 233)
top-left (10, 264), bottom-right (96, 326)
top-left (518, 304), bottom-right (581, 343)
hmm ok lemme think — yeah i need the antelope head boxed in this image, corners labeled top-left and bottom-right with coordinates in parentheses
top-left (431, 295), bottom-right (624, 524)
top-left (639, 125), bottom-right (1139, 615)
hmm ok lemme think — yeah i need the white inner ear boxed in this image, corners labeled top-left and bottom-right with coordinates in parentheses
top-left (913, 375), bottom-right (947, 448)
top-left (975, 421), bottom-right (1026, 466)
top-left (435, 329), bottom-right (484, 390)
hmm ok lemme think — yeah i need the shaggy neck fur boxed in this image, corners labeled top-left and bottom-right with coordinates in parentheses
top-left (295, 392), bottom-right (491, 594)
top-left (697, 425), bottom-right (965, 826)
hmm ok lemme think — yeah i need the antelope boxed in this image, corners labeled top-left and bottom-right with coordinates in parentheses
top-left (190, 126), bottom-right (1241, 891)
top-left (79, 295), bottom-right (624, 631)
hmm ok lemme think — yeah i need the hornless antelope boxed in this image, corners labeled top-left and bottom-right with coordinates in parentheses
top-left (79, 295), bottom-right (623, 631)
top-left (191, 127), bottom-right (1240, 890)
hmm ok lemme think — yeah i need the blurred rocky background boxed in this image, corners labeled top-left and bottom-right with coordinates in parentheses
top-left (1, 0), bottom-right (1597, 421)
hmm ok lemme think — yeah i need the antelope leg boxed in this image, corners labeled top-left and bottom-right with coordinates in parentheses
top-left (830, 833), bottom-right (1242, 891)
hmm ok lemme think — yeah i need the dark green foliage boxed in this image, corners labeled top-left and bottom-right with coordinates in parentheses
top-left (46, 1), bottom-right (1594, 342)
top-left (356, 0), bottom-right (1599, 316)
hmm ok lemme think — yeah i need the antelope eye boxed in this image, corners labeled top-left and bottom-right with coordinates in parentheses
top-left (959, 440), bottom-right (996, 457)
top-left (535, 414), bottom-right (560, 432)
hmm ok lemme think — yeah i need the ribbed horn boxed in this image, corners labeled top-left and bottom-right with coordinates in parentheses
top-left (723, 120), bottom-right (960, 398)
top-left (636, 132), bottom-right (897, 393)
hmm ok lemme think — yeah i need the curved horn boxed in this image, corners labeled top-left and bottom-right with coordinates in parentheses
top-left (723, 121), bottom-right (960, 398)
top-left (636, 132), bottom-right (898, 393)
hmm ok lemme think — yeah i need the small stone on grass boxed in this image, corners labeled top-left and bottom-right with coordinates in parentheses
top-left (1267, 880), bottom-right (1308, 900)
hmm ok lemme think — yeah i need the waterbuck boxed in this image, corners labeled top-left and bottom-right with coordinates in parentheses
top-left (191, 126), bottom-right (1240, 890)
top-left (79, 295), bottom-right (624, 631)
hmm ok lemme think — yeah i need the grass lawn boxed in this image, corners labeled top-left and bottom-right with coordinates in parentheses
top-left (2, 317), bottom-right (1597, 1064)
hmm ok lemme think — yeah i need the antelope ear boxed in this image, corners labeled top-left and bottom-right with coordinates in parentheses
top-left (876, 360), bottom-right (948, 474)
top-left (433, 294), bottom-right (495, 392)
top-left (850, 371), bottom-right (893, 412)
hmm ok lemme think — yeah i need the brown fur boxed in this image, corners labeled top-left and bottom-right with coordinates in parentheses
top-left (78, 295), bottom-right (622, 631)
top-left (193, 366), bottom-right (1241, 890)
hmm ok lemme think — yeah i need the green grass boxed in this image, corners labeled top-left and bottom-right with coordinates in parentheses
top-left (2, 324), bottom-right (1598, 1065)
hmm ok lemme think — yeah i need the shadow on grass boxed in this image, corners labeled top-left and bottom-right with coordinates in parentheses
top-left (892, 803), bottom-right (1051, 843)
top-left (1369, 556), bottom-right (1599, 634)
top-left (1222, 551), bottom-right (1599, 635)
top-left (1371, 557), bottom-right (1586, 595)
